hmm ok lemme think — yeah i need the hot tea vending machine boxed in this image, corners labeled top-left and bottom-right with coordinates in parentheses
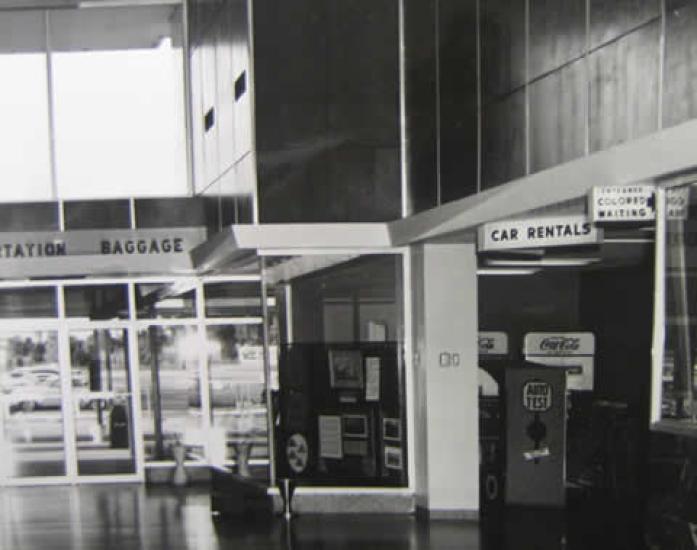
top-left (505, 333), bottom-right (595, 507)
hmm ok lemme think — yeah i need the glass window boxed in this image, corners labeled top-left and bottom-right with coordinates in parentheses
top-left (0, 287), bottom-right (57, 318)
top-left (0, 12), bottom-right (52, 201)
top-left (138, 326), bottom-right (203, 462)
top-left (206, 324), bottom-right (268, 468)
top-left (135, 282), bottom-right (196, 319)
top-left (50, 5), bottom-right (187, 198)
top-left (69, 328), bottom-right (136, 475)
top-left (659, 184), bottom-right (697, 423)
top-left (0, 331), bottom-right (65, 478)
top-left (263, 253), bottom-right (407, 486)
top-left (204, 282), bottom-right (263, 318)
top-left (64, 285), bottom-right (129, 320)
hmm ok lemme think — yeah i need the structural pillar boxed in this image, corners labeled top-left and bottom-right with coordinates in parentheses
top-left (411, 243), bottom-right (479, 518)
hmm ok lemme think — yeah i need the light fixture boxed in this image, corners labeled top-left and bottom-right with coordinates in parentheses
top-left (485, 258), bottom-right (600, 267)
top-left (0, 0), bottom-right (78, 8)
top-left (78, 0), bottom-right (179, 7)
top-left (476, 268), bottom-right (540, 276)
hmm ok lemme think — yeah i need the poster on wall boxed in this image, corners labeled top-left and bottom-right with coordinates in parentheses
top-left (365, 356), bottom-right (381, 401)
top-left (328, 349), bottom-right (364, 390)
top-left (384, 446), bottom-right (403, 471)
top-left (318, 415), bottom-right (343, 459)
top-left (382, 418), bottom-right (401, 442)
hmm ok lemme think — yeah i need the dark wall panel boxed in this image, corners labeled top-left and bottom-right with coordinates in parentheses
top-left (479, 271), bottom-right (581, 353)
top-left (253, 0), bottom-right (328, 154)
top-left (589, 21), bottom-right (659, 152)
top-left (0, 203), bottom-right (59, 232)
top-left (64, 200), bottom-right (131, 230)
top-left (258, 151), bottom-right (328, 223)
top-left (481, 89), bottom-right (526, 190)
top-left (529, 0), bottom-right (586, 80)
top-left (134, 197), bottom-right (206, 228)
top-left (663, 1), bottom-right (697, 129)
top-left (439, 0), bottom-right (478, 203)
top-left (480, 0), bottom-right (526, 101)
top-left (530, 58), bottom-right (586, 173)
top-left (590, 0), bottom-right (660, 50)
top-left (202, 193), bottom-right (220, 235)
top-left (255, 0), bottom-right (401, 223)
top-left (405, 0), bottom-right (438, 213)
top-left (327, 1), bottom-right (399, 145)
top-left (236, 195), bottom-right (254, 224)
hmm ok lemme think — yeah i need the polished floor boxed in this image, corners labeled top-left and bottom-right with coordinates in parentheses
top-left (0, 484), bottom-right (647, 550)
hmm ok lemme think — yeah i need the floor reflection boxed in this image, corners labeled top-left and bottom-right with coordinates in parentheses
top-left (0, 484), bottom-right (649, 550)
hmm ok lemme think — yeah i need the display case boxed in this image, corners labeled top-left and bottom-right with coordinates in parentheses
top-left (265, 253), bottom-right (408, 487)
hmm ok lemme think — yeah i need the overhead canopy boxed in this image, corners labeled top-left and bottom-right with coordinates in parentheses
top-left (190, 223), bottom-right (393, 274)
top-left (389, 117), bottom-right (697, 246)
top-left (191, 117), bottom-right (697, 273)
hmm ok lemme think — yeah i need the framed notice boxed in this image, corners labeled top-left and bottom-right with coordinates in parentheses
top-left (382, 418), bottom-right (401, 442)
top-left (365, 356), bottom-right (380, 401)
top-left (342, 414), bottom-right (368, 438)
top-left (328, 349), bottom-right (364, 390)
top-left (384, 446), bottom-right (403, 471)
top-left (343, 439), bottom-right (369, 457)
top-left (318, 415), bottom-right (343, 459)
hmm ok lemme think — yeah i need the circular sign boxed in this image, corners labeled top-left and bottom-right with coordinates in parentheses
top-left (286, 433), bottom-right (309, 474)
top-left (522, 380), bottom-right (552, 412)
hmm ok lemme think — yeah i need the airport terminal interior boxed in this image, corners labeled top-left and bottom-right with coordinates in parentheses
top-left (2, 0), bottom-right (697, 548)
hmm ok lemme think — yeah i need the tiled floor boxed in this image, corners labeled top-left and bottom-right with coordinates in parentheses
top-left (0, 484), bottom-right (648, 550)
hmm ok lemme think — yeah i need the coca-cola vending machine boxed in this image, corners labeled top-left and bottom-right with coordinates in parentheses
top-left (524, 333), bottom-right (595, 392)
top-left (504, 333), bottom-right (595, 507)
top-left (478, 332), bottom-right (508, 514)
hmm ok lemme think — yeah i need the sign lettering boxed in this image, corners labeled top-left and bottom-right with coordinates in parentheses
top-left (589, 185), bottom-right (655, 222)
top-left (478, 332), bottom-right (508, 356)
top-left (523, 380), bottom-right (552, 412)
top-left (524, 333), bottom-right (595, 357)
top-left (667, 187), bottom-right (689, 221)
top-left (0, 228), bottom-right (207, 278)
top-left (478, 215), bottom-right (602, 252)
top-left (100, 238), bottom-right (185, 255)
top-left (0, 241), bottom-right (66, 258)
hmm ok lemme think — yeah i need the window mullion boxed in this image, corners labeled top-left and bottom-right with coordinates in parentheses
top-left (45, 10), bottom-right (59, 203)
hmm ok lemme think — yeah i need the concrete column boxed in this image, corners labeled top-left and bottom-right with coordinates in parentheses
top-left (411, 243), bottom-right (479, 518)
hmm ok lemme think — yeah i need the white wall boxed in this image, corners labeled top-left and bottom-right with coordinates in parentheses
top-left (411, 243), bottom-right (479, 515)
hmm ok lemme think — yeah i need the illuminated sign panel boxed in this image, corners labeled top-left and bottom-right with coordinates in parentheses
top-left (589, 185), bottom-right (655, 222)
top-left (478, 215), bottom-right (602, 251)
top-left (0, 227), bottom-right (207, 277)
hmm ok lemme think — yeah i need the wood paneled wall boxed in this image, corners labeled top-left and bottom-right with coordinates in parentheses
top-left (187, 0), bottom-right (697, 222)
top-left (253, 0), bottom-right (401, 223)
top-left (189, 0), bottom-right (255, 228)
top-left (412, 0), bottom-right (691, 212)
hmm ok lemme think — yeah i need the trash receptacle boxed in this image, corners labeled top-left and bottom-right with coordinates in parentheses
top-left (110, 402), bottom-right (129, 449)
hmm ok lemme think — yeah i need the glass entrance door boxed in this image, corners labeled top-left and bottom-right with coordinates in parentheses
top-left (68, 328), bottom-right (137, 477)
top-left (0, 330), bottom-right (67, 480)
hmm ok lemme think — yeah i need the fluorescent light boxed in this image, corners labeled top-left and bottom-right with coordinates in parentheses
top-left (0, 0), bottom-right (78, 8)
top-left (603, 238), bottom-right (653, 243)
top-left (79, 0), bottom-right (180, 7)
top-left (486, 258), bottom-right (600, 267)
top-left (477, 268), bottom-right (540, 276)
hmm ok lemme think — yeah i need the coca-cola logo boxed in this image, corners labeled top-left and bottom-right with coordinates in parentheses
top-left (478, 337), bottom-right (494, 350)
top-left (539, 337), bottom-right (580, 352)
